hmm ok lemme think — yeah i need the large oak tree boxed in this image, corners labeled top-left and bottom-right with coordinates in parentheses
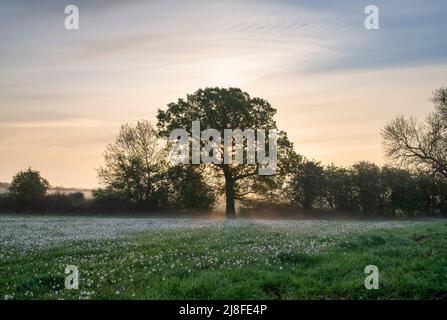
top-left (157, 87), bottom-right (300, 218)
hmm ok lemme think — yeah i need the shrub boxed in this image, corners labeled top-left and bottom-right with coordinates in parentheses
top-left (8, 168), bottom-right (50, 211)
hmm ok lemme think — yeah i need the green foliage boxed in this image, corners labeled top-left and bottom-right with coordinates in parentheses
top-left (45, 192), bottom-right (87, 213)
top-left (97, 120), bottom-right (216, 212)
top-left (4, 87), bottom-right (447, 217)
top-left (157, 87), bottom-right (300, 216)
top-left (291, 160), bottom-right (325, 209)
top-left (91, 188), bottom-right (132, 212)
top-left (351, 161), bottom-right (383, 214)
top-left (8, 168), bottom-right (50, 209)
top-left (0, 182), bottom-right (9, 192)
top-left (157, 87), bottom-right (277, 137)
top-left (98, 121), bottom-right (167, 209)
top-left (289, 161), bottom-right (447, 217)
top-left (323, 164), bottom-right (356, 211)
top-left (162, 165), bottom-right (216, 212)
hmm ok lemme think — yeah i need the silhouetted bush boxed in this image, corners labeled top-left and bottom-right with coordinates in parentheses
top-left (0, 193), bottom-right (15, 212)
top-left (7, 168), bottom-right (49, 212)
top-left (2, 163), bottom-right (446, 217)
top-left (162, 165), bottom-right (216, 212)
top-left (289, 161), bottom-right (447, 217)
top-left (90, 188), bottom-right (133, 213)
top-left (45, 192), bottom-right (89, 213)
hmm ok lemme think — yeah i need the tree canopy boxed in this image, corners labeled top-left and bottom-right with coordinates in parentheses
top-left (97, 120), bottom-right (215, 211)
top-left (157, 87), bottom-right (300, 217)
top-left (8, 168), bottom-right (50, 208)
top-left (98, 120), bottom-right (167, 207)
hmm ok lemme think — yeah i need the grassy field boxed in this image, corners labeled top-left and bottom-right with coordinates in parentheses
top-left (0, 216), bottom-right (446, 300)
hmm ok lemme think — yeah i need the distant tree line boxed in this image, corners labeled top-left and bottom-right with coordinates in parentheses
top-left (0, 87), bottom-right (446, 217)
top-left (1, 161), bottom-right (445, 217)
top-left (281, 160), bottom-right (447, 216)
top-left (0, 165), bottom-right (214, 215)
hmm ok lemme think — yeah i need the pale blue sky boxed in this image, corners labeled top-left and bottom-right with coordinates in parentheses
top-left (1, 0), bottom-right (446, 187)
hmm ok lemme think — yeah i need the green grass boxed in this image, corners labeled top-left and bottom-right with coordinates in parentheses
top-left (1, 221), bottom-right (446, 300)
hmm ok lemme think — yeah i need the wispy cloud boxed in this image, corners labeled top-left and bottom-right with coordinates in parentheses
top-left (0, 0), bottom-right (446, 187)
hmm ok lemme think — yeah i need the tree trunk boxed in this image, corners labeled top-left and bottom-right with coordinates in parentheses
top-left (223, 165), bottom-right (236, 218)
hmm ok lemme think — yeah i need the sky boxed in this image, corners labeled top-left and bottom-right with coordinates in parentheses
top-left (1, 0), bottom-right (447, 188)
